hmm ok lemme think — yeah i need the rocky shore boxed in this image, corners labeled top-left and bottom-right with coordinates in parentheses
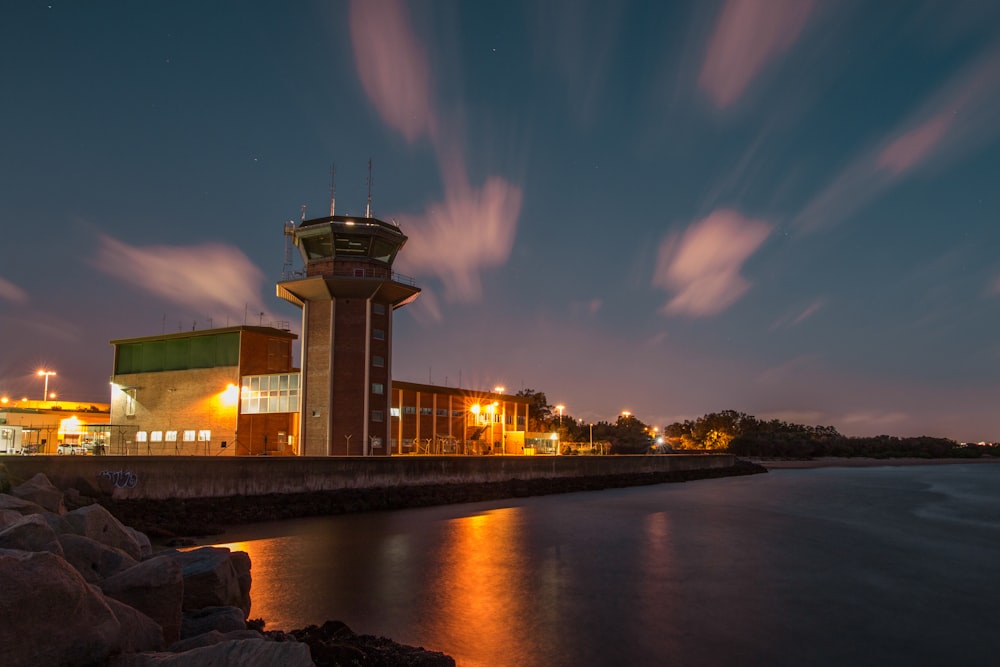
top-left (98, 459), bottom-right (768, 539)
top-left (0, 470), bottom-right (456, 666)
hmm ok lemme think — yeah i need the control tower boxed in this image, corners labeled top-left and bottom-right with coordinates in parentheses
top-left (277, 214), bottom-right (419, 456)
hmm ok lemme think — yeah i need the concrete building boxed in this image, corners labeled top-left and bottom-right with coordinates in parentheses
top-left (0, 399), bottom-right (111, 454)
top-left (109, 325), bottom-right (299, 456)
top-left (276, 213), bottom-right (419, 456)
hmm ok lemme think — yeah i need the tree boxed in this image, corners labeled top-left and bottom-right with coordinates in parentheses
top-left (515, 388), bottom-right (552, 431)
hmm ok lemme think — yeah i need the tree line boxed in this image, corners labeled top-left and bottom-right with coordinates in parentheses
top-left (516, 391), bottom-right (996, 459)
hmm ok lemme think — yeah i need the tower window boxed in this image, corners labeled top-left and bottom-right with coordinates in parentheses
top-left (372, 383), bottom-right (384, 395)
top-left (373, 303), bottom-right (386, 316)
top-left (372, 355), bottom-right (385, 367)
top-left (372, 410), bottom-right (384, 422)
top-left (373, 329), bottom-right (385, 340)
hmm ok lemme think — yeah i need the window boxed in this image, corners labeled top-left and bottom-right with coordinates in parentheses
top-left (420, 407), bottom-right (432, 416)
top-left (452, 410), bottom-right (463, 417)
top-left (371, 383), bottom-right (384, 395)
top-left (150, 431), bottom-right (163, 443)
top-left (436, 409), bottom-right (447, 417)
top-left (403, 406), bottom-right (416, 415)
top-left (372, 355), bottom-right (384, 367)
top-left (370, 437), bottom-right (383, 448)
top-left (390, 407), bottom-right (400, 418)
top-left (165, 430), bottom-right (177, 442)
top-left (372, 410), bottom-right (384, 422)
top-left (198, 430), bottom-right (211, 442)
top-left (373, 303), bottom-right (386, 315)
top-left (373, 328), bottom-right (385, 341)
top-left (135, 431), bottom-right (147, 443)
top-left (124, 389), bottom-right (136, 417)
top-left (183, 430), bottom-right (196, 442)
top-left (241, 373), bottom-right (300, 414)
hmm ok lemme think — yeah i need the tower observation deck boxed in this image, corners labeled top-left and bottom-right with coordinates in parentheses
top-left (277, 214), bottom-right (420, 456)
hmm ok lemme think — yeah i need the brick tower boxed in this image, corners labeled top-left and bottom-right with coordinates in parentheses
top-left (277, 213), bottom-right (419, 456)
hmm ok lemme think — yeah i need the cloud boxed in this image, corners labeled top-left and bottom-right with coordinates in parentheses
top-left (395, 178), bottom-right (522, 302)
top-left (349, 0), bottom-right (433, 143)
top-left (94, 235), bottom-right (272, 318)
top-left (348, 0), bottom-right (523, 310)
top-left (770, 299), bottom-right (825, 330)
top-left (653, 209), bottom-right (772, 316)
top-left (839, 410), bottom-right (909, 428)
top-left (699, 0), bottom-right (815, 109)
top-left (793, 43), bottom-right (1000, 231)
top-left (0, 276), bottom-right (28, 304)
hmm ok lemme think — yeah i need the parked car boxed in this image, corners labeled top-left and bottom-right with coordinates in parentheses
top-left (56, 444), bottom-right (88, 455)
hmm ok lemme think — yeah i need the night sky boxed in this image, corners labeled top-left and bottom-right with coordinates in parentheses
top-left (2, 1), bottom-right (998, 441)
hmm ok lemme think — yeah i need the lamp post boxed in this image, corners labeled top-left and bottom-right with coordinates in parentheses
top-left (555, 404), bottom-right (565, 455)
top-left (37, 370), bottom-right (56, 402)
top-left (590, 422), bottom-right (594, 453)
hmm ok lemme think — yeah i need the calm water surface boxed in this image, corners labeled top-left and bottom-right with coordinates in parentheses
top-left (212, 464), bottom-right (1000, 666)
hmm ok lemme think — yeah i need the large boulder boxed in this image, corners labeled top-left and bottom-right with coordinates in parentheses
top-left (0, 549), bottom-right (121, 667)
top-left (100, 554), bottom-right (184, 645)
top-left (229, 549), bottom-right (252, 615)
top-left (181, 606), bottom-right (247, 639)
top-left (10, 473), bottom-right (65, 514)
top-left (107, 638), bottom-right (314, 666)
top-left (0, 513), bottom-right (64, 557)
top-left (169, 629), bottom-right (263, 653)
top-left (162, 547), bottom-right (248, 616)
top-left (126, 525), bottom-right (154, 559)
top-left (1, 507), bottom-right (28, 529)
top-left (103, 594), bottom-right (165, 654)
top-left (59, 533), bottom-right (139, 583)
top-left (64, 503), bottom-right (143, 559)
top-left (0, 493), bottom-right (45, 516)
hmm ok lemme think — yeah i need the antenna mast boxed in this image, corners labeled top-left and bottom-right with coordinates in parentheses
top-left (329, 163), bottom-right (336, 216)
top-left (366, 158), bottom-right (373, 218)
top-left (300, 204), bottom-right (307, 221)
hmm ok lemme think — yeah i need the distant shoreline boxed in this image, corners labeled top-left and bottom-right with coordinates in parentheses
top-left (751, 456), bottom-right (1000, 469)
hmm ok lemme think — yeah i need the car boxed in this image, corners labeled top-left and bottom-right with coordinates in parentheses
top-left (56, 444), bottom-right (88, 455)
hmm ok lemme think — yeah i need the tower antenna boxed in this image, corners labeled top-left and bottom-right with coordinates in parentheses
top-left (300, 204), bottom-right (307, 221)
top-left (282, 219), bottom-right (295, 278)
top-left (329, 163), bottom-right (336, 216)
top-left (366, 158), bottom-right (373, 218)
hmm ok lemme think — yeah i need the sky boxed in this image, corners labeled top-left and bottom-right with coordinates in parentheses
top-left (2, 0), bottom-right (999, 441)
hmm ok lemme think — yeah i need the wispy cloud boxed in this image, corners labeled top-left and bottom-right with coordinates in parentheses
top-left (699, 0), bottom-right (815, 109)
top-left (653, 209), bottom-right (772, 316)
top-left (770, 298), bottom-right (825, 330)
top-left (93, 236), bottom-right (272, 319)
top-left (793, 42), bottom-right (1000, 231)
top-left (0, 276), bottom-right (28, 304)
top-left (348, 0), bottom-right (522, 306)
top-left (840, 410), bottom-right (909, 429)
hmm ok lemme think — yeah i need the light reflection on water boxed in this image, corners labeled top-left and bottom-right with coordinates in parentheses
top-left (208, 464), bottom-right (1000, 667)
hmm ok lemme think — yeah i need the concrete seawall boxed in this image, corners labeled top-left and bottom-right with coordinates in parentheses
top-left (2, 454), bottom-right (735, 500)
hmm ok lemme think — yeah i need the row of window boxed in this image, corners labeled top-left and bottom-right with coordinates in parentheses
top-left (242, 373), bottom-right (300, 414)
top-left (135, 429), bottom-right (211, 443)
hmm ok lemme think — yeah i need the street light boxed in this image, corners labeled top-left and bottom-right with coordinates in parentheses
top-left (555, 404), bottom-right (565, 455)
top-left (37, 370), bottom-right (56, 402)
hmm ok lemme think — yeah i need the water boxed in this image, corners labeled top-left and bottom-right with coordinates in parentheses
top-left (211, 464), bottom-right (1000, 666)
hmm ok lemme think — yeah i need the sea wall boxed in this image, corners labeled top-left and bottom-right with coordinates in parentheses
top-left (1, 454), bottom-right (735, 500)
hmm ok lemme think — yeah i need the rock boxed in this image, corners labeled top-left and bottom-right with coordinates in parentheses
top-left (64, 502), bottom-right (143, 559)
top-left (0, 513), bottom-right (64, 557)
top-left (0, 507), bottom-right (25, 528)
top-left (103, 593), bottom-right (165, 654)
top-left (0, 493), bottom-right (46, 516)
top-left (126, 525), bottom-right (154, 559)
top-left (161, 546), bottom-right (247, 615)
top-left (229, 549), bottom-right (252, 615)
top-left (181, 606), bottom-right (247, 639)
top-left (40, 509), bottom-right (74, 535)
top-left (10, 473), bottom-right (66, 514)
top-left (107, 637), bottom-right (314, 666)
top-left (59, 533), bottom-right (139, 583)
top-left (168, 629), bottom-right (263, 653)
top-left (100, 554), bottom-right (184, 645)
top-left (284, 620), bottom-right (457, 667)
top-left (0, 549), bottom-right (121, 667)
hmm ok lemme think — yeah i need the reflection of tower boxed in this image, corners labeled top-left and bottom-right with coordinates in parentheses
top-left (277, 213), bottom-right (419, 456)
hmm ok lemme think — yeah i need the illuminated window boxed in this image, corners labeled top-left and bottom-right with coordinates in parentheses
top-left (165, 430), bottom-right (177, 442)
top-left (390, 407), bottom-right (400, 418)
top-left (241, 373), bottom-right (300, 414)
top-left (372, 410), bottom-right (384, 422)
top-left (372, 383), bottom-right (384, 395)
top-left (370, 437), bottom-right (383, 447)
top-left (372, 355), bottom-right (384, 367)
top-left (124, 389), bottom-right (136, 417)
top-left (198, 430), bottom-right (211, 442)
top-left (183, 430), bottom-right (195, 442)
top-left (403, 406), bottom-right (415, 415)
top-left (373, 328), bottom-right (385, 341)
top-left (150, 431), bottom-right (162, 442)
top-left (135, 431), bottom-right (147, 442)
